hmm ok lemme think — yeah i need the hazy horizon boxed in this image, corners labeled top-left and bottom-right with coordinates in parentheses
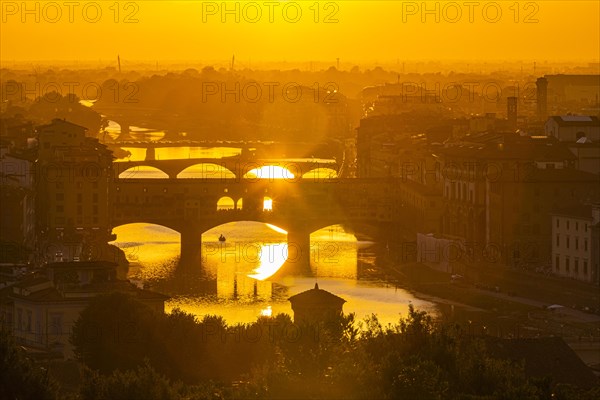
top-left (2, 1), bottom-right (599, 65)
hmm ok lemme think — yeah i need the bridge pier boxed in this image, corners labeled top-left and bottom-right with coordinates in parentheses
top-left (145, 147), bottom-right (156, 161)
top-left (180, 227), bottom-right (203, 267)
top-left (286, 227), bottom-right (312, 276)
top-left (116, 122), bottom-right (132, 142)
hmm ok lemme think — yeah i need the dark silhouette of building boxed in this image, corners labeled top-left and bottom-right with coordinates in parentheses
top-left (507, 96), bottom-right (518, 131)
top-left (288, 283), bottom-right (346, 324)
top-left (6, 261), bottom-right (167, 358)
top-left (536, 77), bottom-right (548, 121)
top-left (36, 119), bottom-right (114, 262)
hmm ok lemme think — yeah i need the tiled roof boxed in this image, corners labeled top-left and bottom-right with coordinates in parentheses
top-left (288, 283), bottom-right (346, 305)
top-left (37, 119), bottom-right (88, 131)
top-left (549, 115), bottom-right (600, 127)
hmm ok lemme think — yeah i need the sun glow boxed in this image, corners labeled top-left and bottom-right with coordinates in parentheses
top-left (266, 223), bottom-right (287, 234)
top-left (248, 243), bottom-right (288, 281)
top-left (263, 197), bottom-right (273, 211)
top-left (244, 166), bottom-right (294, 180)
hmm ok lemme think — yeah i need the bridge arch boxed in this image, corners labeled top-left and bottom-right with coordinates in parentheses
top-left (118, 166), bottom-right (169, 179)
top-left (243, 165), bottom-right (296, 180)
top-left (301, 167), bottom-right (338, 180)
top-left (178, 163), bottom-right (237, 179)
top-left (216, 196), bottom-right (235, 211)
top-left (110, 223), bottom-right (182, 267)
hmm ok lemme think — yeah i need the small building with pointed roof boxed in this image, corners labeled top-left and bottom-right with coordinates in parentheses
top-left (288, 283), bottom-right (346, 323)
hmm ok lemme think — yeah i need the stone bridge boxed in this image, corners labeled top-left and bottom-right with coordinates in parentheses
top-left (110, 178), bottom-right (400, 272)
top-left (113, 157), bottom-right (339, 180)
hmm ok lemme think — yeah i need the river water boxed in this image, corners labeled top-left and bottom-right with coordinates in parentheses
top-left (103, 120), bottom-right (437, 325)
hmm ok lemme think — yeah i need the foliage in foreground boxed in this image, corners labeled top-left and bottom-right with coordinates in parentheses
top-left (0, 328), bottom-right (58, 400)
top-left (62, 292), bottom-right (597, 398)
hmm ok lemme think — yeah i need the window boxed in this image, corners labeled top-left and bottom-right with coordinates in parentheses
top-left (574, 259), bottom-right (579, 274)
top-left (585, 239), bottom-right (588, 251)
top-left (575, 238), bottom-right (579, 250)
top-left (17, 309), bottom-right (22, 331)
top-left (565, 257), bottom-right (570, 272)
top-left (55, 182), bottom-right (63, 189)
top-left (56, 205), bottom-right (64, 213)
top-left (50, 314), bottom-right (62, 336)
top-left (575, 222), bottom-right (579, 231)
top-left (584, 261), bottom-right (588, 275)
top-left (566, 236), bottom-right (570, 249)
top-left (556, 235), bottom-right (560, 247)
top-left (77, 205), bottom-right (82, 215)
top-left (556, 218), bottom-right (559, 228)
top-left (555, 256), bottom-right (560, 271)
top-left (55, 193), bottom-right (64, 201)
top-left (93, 205), bottom-right (98, 215)
top-left (26, 310), bottom-right (32, 332)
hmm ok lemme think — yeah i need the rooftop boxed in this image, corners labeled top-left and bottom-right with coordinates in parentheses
top-left (549, 115), bottom-right (600, 127)
top-left (288, 283), bottom-right (346, 305)
top-left (551, 205), bottom-right (594, 219)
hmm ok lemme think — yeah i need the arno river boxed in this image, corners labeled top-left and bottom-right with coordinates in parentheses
top-left (106, 121), bottom-right (437, 325)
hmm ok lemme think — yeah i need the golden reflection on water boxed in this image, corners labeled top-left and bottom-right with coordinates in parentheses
top-left (112, 220), bottom-right (437, 325)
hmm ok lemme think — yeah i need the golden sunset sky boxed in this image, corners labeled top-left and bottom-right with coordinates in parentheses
top-left (1, 1), bottom-right (599, 63)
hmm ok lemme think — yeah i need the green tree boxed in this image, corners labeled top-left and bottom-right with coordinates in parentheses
top-left (70, 292), bottom-right (159, 373)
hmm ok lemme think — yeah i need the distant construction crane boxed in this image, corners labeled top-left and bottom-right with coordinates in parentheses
top-left (118, 55), bottom-right (121, 73)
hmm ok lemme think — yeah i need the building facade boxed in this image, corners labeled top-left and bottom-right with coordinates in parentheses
top-left (36, 119), bottom-right (114, 262)
top-left (7, 261), bottom-right (167, 358)
top-left (551, 205), bottom-right (600, 284)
